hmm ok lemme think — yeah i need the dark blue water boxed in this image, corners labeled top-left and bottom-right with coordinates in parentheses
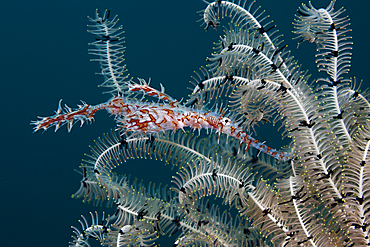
top-left (1, 0), bottom-right (368, 246)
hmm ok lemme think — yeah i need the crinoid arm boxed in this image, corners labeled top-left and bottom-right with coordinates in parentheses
top-left (293, 1), bottom-right (354, 141)
top-left (88, 9), bottom-right (131, 94)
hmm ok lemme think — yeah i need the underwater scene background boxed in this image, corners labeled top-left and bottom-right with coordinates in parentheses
top-left (1, 0), bottom-right (370, 246)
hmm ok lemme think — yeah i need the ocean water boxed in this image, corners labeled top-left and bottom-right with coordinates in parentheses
top-left (1, 0), bottom-right (368, 246)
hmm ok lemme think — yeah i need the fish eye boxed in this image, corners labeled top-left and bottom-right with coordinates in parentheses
top-left (222, 117), bottom-right (231, 125)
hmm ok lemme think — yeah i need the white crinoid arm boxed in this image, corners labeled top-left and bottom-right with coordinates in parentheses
top-left (88, 9), bottom-right (132, 94)
top-left (293, 2), bottom-right (353, 143)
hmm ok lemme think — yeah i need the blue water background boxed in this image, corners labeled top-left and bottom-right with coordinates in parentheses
top-left (1, 0), bottom-right (368, 246)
